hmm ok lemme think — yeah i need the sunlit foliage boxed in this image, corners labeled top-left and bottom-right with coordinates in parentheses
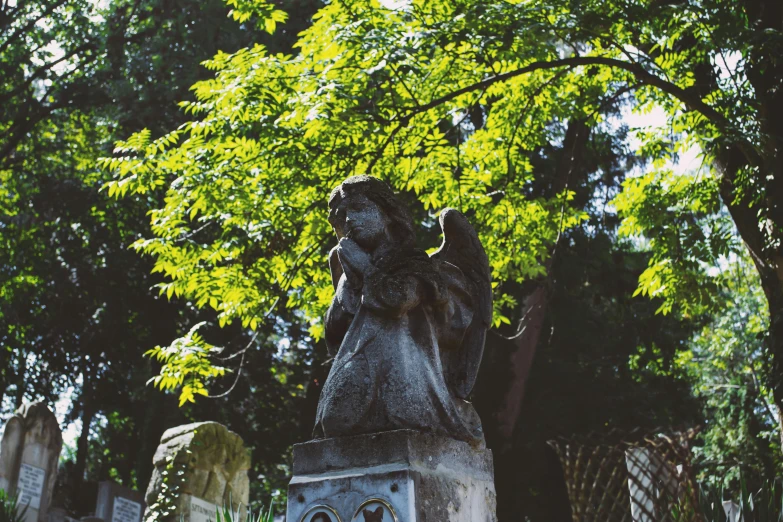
top-left (102, 0), bottom-right (783, 427)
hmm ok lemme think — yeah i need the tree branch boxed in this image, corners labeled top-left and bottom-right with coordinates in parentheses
top-left (0, 0), bottom-right (69, 54)
top-left (0, 40), bottom-right (97, 105)
top-left (402, 55), bottom-right (764, 170)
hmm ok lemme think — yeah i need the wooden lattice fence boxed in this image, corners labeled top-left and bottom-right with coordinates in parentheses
top-left (549, 429), bottom-right (703, 522)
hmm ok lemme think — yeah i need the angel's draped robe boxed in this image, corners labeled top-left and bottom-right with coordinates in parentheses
top-left (314, 248), bottom-right (484, 445)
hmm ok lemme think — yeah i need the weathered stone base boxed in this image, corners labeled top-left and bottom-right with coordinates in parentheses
top-left (286, 430), bottom-right (497, 522)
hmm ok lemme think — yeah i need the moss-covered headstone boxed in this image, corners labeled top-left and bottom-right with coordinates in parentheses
top-left (143, 422), bottom-right (249, 522)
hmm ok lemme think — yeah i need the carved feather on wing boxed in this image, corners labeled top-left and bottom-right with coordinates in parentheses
top-left (431, 208), bottom-right (492, 399)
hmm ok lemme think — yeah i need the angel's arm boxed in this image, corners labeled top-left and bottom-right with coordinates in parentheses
top-left (362, 270), bottom-right (423, 317)
top-left (329, 245), bottom-right (343, 291)
top-left (325, 244), bottom-right (359, 355)
top-left (325, 284), bottom-right (353, 355)
top-left (362, 255), bottom-right (445, 317)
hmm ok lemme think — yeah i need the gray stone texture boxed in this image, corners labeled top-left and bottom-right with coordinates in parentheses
top-left (0, 402), bottom-right (63, 522)
top-left (143, 422), bottom-right (249, 521)
top-left (287, 430), bottom-right (497, 522)
top-left (47, 507), bottom-right (67, 522)
top-left (316, 176), bottom-right (492, 445)
top-left (95, 481), bottom-right (146, 522)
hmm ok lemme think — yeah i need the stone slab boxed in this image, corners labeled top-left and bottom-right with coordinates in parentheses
top-left (293, 430), bottom-right (492, 479)
top-left (95, 481), bottom-right (145, 522)
top-left (185, 494), bottom-right (240, 522)
top-left (47, 507), bottom-right (67, 522)
top-left (17, 463), bottom-right (46, 510)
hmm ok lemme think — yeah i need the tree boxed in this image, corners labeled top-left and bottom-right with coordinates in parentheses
top-left (677, 257), bottom-right (781, 489)
top-left (104, 0), bottom-right (783, 448)
top-left (1, 0), bottom-right (319, 501)
top-left (103, 0), bottom-right (590, 401)
top-left (472, 120), bottom-right (702, 520)
top-left (1, 0), bottom-right (105, 412)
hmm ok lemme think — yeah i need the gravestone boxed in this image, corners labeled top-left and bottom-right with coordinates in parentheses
top-left (287, 177), bottom-right (497, 521)
top-left (723, 501), bottom-right (744, 522)
top-left (47, 507), bottom-right (67, 522)
top-left (143, 422), bottom-right (249, 522)
top-left (185, 496), bottom-right (240, 522)
top-left (625, 447), bottom-right (680, 522)
top-left (0, 402), bottom-right (62, 522)
top-left (95, 481), bottom-right (146, 522)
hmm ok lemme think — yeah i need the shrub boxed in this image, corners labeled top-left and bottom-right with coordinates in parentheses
top-left (0, 490), bottom-right (27, 522)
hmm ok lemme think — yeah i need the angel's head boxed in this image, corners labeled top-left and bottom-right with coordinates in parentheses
top-left (328, 175), bottom-right (415, 251)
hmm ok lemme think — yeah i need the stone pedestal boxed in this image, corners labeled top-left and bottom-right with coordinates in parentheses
top-left (286, 430), bottom-right (497, 522)
top-left (0, 402), bottom-right (62, 522)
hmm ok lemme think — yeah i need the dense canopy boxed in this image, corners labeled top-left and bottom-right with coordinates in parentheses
top-left (106, 0), bottom-right (783, 428)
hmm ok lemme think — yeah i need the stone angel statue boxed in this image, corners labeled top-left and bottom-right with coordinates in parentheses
top-left (313, 176), bottom-right (492, 445)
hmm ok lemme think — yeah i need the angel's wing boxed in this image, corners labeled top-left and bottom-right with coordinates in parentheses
top-left (431, 208), bottom-right (492, 399)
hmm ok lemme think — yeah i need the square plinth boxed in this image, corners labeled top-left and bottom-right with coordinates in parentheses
top-left (286, 430), bottom-right (497, 522)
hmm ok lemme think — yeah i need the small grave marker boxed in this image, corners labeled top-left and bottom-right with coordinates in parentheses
top-left (95, 481), bottom-right (146, 522)
top-left (111, 497), bottom-right (142, 522)
top-left (188, 497), bottom-right (217, 522)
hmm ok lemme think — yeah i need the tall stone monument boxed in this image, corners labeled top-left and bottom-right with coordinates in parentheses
top-left (286, 176), bottom-right (497, 522)
top-left (0, 402), bottom-right (63, 522)
top-left (143, 422), bottom-right (249, 522)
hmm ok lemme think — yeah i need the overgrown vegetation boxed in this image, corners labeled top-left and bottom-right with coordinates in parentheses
top-left (699, 476), bottom-right (783, 522)
top-left (0, 490), bottom-right (27, 522)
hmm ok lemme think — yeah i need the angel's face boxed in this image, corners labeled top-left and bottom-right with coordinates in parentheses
top-left (331, 193), bottom-right (389, 251)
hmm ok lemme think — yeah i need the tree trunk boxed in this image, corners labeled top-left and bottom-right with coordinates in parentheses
top-left (487, 286), bottom-right (549, 448)
top-left (738, 0), bottom-right (783, 449)
top-left (14, 348), bottom-right (26, 409)
top-left (767, 291), bottom-right (783, 451)
top-left (73, 397), bottom-right (96, 484)
top-left (715, 143), bottom-right (783, 453)
top-left (0, 345), bottom-right (14, 409)
top-left (134, 301), bottom-right (188, 489)
top-left (478, 119), bottom-right (591, 449)
top-left (474, 119), bottom-right (590, 522)
top-left (694, 0), bottom-right (783, 449)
